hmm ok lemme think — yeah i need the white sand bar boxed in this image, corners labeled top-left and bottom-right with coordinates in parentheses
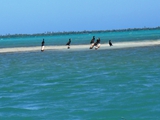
top-left (0, 40), bottom-right (160, 53)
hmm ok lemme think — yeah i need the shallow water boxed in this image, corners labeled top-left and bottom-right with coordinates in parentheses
top-left (0, 45), bottom-right (160, 119)
top-left (1, 29), bottom-right (160, 48)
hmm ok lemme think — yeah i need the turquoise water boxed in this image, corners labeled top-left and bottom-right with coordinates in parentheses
top-left (0, 29), bottom-right (160, 119)
top-left (1, 29), bottom-right (160, 48)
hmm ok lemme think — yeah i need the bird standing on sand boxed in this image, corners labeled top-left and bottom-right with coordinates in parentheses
top-left (66, 39), bottom-right (71, 49)
top-left (95, 38), bottom-right (101, 50)
top-left (90, 36), bottom-right (95, 49)
top-left (41, 39), bottom-right (45, 52)
top-left (109, 40), bottom-right (113, 46)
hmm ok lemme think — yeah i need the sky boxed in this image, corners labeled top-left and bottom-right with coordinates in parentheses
top-left (0, 0), bottom-right (160, 35)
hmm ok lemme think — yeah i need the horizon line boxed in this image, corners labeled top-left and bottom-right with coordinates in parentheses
top-left (1, 26), bottom-right (160, 38)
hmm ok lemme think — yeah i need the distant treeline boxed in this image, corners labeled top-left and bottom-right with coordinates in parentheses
top-left (1, 26), bottom-right (160, 38)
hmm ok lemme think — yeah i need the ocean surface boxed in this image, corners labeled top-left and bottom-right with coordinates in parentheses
top-left (0, 29), bottom-right (160, 120)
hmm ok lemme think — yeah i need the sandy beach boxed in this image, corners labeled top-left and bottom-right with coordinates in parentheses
top-left (0, 40), bottom-right (160, 53)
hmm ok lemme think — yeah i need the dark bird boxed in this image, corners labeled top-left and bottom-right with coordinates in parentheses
top-left (66, 39), bottom-right (71, 49)
top-left (90, 36), bottom-right (95, 49)
top-left (94, 38), bottom-right (100, 46)
top-left (90, 36), bottom-right (95, 44)
top-left (109, 40), bottom-right (113, 46)
top-left (41, 39), bottom-right (45, 52)
top-left (95, 38), bottom-right (101, 50)
top-left (41, 39), bottom-right (45, 46)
